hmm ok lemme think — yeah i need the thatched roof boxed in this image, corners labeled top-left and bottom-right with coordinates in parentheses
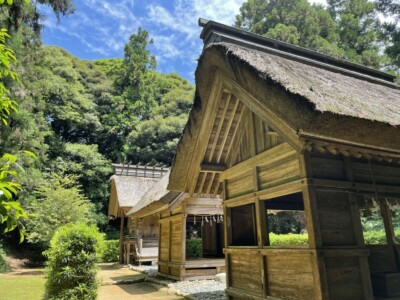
top-left (167, 20), bottom-right (400, 193)
top-left (213, 42), bottom-right (400, 126)
top-left (127, 171), bottom-right (182, 218)
top-left (108, 175), bottom-right (159, 217)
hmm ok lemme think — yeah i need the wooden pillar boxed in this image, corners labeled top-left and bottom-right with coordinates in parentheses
top-left (119, 213), bottom-right (125, 264)
top-left (181, 213), bottom-right (187, 280)
top-left (380, 202), bottom-right (399, 270)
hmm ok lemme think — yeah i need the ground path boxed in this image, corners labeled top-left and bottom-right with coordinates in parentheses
top-left (98, 263), bottom-right (183, 300)
top-left (0, 263), bottom-right (183, 300)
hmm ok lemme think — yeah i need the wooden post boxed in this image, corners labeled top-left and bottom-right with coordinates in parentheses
top-left (119, 214), bottom-right (125, 264)
top-left (380, 202), bottom-right (399, 271)
top-left (181, 214), bottom-right (187, 280)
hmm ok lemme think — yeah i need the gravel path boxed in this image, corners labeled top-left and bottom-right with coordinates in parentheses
top-left (129, 264), bottom-right (227, 300)
top-left (173, 280), bottom-right (226, 300)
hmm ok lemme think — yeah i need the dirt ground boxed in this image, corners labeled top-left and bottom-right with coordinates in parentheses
top-left (99, 282), bottom-right (183, 300)
top-left (97, 263), bottom-right (183, 300)
top-left (98, 264), bottom-right (184, 300)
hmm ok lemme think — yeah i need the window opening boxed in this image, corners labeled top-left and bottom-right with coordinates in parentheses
top-left (229, 203), bottom-right (257, 246)
top-left (359, 197), bottom-right (387, 245)
top-left (264, 193), bottom-right (308, 246)
top-left (186, 214), bottom-right (224, 259)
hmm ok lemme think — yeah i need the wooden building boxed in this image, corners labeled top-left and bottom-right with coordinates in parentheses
top-left (108, 164), bottom-right (168, 264)
top-left (128, 172), bottom-right (225, 280)
top-left (167, 19), bottom-right (400, 299)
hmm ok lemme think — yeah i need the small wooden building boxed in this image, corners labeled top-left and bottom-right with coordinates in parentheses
top-left (167, 19), bottom-right (400, 299)
top-left (108, 164), bottom-right (168, 264)
top-left (128, 172), bottom-right (225, 280)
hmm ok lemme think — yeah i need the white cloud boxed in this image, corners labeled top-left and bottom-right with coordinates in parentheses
top-left (41, 0), bottom-right (331, 82)
top-left (152, 35), bottom-right (182, 59)
top-left (143, 0), bottom-right (246, 77)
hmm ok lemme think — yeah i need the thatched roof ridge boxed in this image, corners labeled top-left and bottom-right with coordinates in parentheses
top-left (127, 171), bottom-right (181, 216)
top-left (110, 175), bottom-right (158, 208)
top-left (211, 42), bottom-right (400, 126)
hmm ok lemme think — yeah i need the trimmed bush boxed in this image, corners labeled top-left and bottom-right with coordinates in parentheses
top-left (44, 223), bottom-right (104, 300)
top-left (101, 240), bottom-right (119, 262)
top-left (186, 238), bottom-right (202, 258)
top-left (269, 233), bottom-right (308, 246)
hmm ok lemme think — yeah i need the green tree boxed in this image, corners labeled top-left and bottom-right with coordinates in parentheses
top-left (49, 143), bottom-right (113, 220)
top-left (376, 0), bottom-right (400, 70)
top-left (126, 73), bottom-right (194, 165)
top-left (328, 0), bottom-right (383, 67)
top-left (235, 0), bottom-right (391, 69)
top-left (117, 28), bottom-right (157, 120)
top-left (26, 172), bottom-right (97, 246)
top-left (0, 27), bottom-right (29, 241)
top-left (235, 0), bottom-right (340, 54)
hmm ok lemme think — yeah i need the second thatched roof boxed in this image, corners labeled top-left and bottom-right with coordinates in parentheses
top-left (127, 171), bottom-right (182, 218)
top-left (108, 175), bottom-right (159, 217)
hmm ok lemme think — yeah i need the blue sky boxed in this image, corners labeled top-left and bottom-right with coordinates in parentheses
top-left (41, 0), bottom-right (326, 83)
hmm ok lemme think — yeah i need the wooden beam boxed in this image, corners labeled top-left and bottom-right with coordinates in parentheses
top-left (186, 206), bottom-right (223, 215)
top-left (225, 106), bottom-right (249, 167)
top-left (326, 145), bottom-right (339, 155)
top-left (221, 142), bottom-right (297, 181)
top-left (222, 75), bottom-right (304, 153)
top-left (200, 163), bottom-right (227, 173)
top-left (207, 92), bottom-right (231, 162)
top-left (224, 179), bottom-right (305, 204)
top-left (380, 202), bottom-right (399, 271)
top-left (185, 70), bottom-right (225, 195)
top-left (205, 172), bottom-right (216, 194)
top-left (299, 130), bottom-right (400, 158)
top-left (187, 197), bottom-right (223, 206)
top-left (196, 172), bottom-right (208, 194)
top-left (216, 97), bottom-right (240, 163)
top-left (311, 178), bottom-right (400, 194)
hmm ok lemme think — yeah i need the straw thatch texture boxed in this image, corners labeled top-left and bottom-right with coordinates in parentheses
top-left (128, 171), bottom-right (181, 216)
top-left (111, 175), bottom-right (158, 208)
top-left (213, 43), bottom-right (400, 126)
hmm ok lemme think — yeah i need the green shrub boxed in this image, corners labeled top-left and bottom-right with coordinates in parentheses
top-left (0, 243), bottom-right (8, 273)
top-left (362, 230), bottom-right (400, 245)
top-left (44, 223), bottom-right (104, 300)
top-left (101, 240), bottom-right (119, 262)
top-left (186, 238), bottom-right (202, 258)
top-left (269, 233), bottom-right (308, 246)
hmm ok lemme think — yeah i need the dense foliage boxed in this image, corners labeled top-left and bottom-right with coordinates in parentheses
top-left (44, 223), bottom-right (104, 300)
top-left (0, 0), bottom-right (194, 250)
top-left (26, 173), bottom-right (97, 247)
top-left (100, 239), bottom-right (119, 263)
top-left (235, 0), bottom-right (400, 71)
top-left (186, 238), bottom-right (202, 258)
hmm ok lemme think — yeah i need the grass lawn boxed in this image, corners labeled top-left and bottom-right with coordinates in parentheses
top-left (0, 274), bottom-right (45, 300)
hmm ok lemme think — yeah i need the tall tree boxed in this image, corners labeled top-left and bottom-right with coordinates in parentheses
top-left (328, 0), bottom-right (382, 67)
top-left (376, 0), bottom-right (400, 70)
top-left (235, 0), bottom-right (342, 56)
top-left (235, 0), bottom-right (392, 69)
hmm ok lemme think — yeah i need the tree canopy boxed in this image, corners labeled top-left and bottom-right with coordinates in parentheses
top-left (0, 5), bottom-right (194, 244)
top-left (235, 0), bottom-right (400, 71)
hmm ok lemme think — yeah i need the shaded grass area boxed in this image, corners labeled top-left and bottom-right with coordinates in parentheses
top-left (0, 275), bottom-right (45, 300)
